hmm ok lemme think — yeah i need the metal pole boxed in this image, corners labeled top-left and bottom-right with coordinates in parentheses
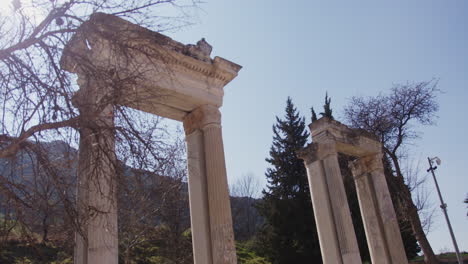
top-left (427, 157), bottom-right (463, 264)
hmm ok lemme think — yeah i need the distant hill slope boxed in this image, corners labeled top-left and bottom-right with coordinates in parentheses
top-left (0, 140), bottom-right (263, 242)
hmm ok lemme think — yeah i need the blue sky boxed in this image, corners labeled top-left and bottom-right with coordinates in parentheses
top-left (167, 0), bottom-right (468, 254)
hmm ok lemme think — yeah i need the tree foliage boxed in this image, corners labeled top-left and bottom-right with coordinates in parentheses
top-left (236, 241), bottom-right (271, 264)
top-left (310, 108), bottom-right (318, 122)
top-left (255, 97), bottom-right (321, 263)
top-left (319, 92), bottom-right (333, 119)
top-left (311, 93), bottom-right (333, 123)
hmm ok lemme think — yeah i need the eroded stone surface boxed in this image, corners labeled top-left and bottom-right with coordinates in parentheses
top-left (184, 105), bottom-right (237, 264)
top-left (61, 13), bottom-right (241, 121)
top-left (298, 117), bottom-right (408, 264)
top-left (61, 13), bottom-right (241, 264)
top-left (183, 104), bottom-right (221, 135)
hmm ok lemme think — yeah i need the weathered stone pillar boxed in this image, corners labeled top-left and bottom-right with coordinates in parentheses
top-left (185, 128), bottom-right (212, 264)
top-left (350, 155), bottom-right (391, 264)
top-left (184, 105), bottom-right (237, 264)
top-left (75, 136), bottom-right (88, 264)
top-left (350, 154), bottom-right (408, 264)
top-left (299, 143), bottom-right (362, 264)
top-left (74, 79), bottom-right (118, 264)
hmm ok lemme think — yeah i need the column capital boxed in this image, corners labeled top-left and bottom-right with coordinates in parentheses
top-left (349, 153), bottom-right (384, 178)
top-left (297, 142), bottom-right (338, 165)
top-left (183, 105), bottom-right (221, 135)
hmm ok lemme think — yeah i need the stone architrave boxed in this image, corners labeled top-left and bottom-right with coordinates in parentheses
top-left (61, 13), bottom-right (241, 264)
top-left (298, 117), bottom-right (408, 264)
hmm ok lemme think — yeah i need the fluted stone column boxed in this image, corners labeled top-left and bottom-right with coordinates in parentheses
top-left (184, 105), bottom-right (237, 264)
top-left (299, 143), bottom-right (361, 264)
top-left (350, 154), bottom-right (408, 264)
top-left (185, 129), bottom-right (212, 264)
top-left (74, 80), bottom-right (118, 264)
top-left (301, 144), bottom-right (343, 264)
top-left (350, 155), bottom-right (391, 264)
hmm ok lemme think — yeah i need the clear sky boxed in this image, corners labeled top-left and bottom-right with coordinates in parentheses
top-left (167, 0), bottom-right (468, 254)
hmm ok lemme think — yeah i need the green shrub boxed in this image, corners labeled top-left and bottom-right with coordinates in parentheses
top-left (236, 241), bottom-right (271, 264)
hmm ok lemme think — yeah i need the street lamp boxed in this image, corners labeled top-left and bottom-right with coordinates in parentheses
top-left (427, 157), bottom-right (463, 264)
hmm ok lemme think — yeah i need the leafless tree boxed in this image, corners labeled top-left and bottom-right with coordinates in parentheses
top-left (0, 0), bottom-right (198, 157)
top-left (0, 0), bottom-right (199, 261)
top-left (231, 173), bottom-right (261, 199)
top-left (118, 129), bottom-right (192, 264)
top-left (230, 173), bottom-right (262, 241)
top-left (402, 157), bottom-right (437, 235)
top-left (344, 80), bottom-right (441, 264)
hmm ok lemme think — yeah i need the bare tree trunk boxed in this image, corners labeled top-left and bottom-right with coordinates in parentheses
top-left (390, 153), bottom-right (439, 264)
top-left (42, 215), bottom-right (49, 242)
top-left (407, 201), bottom-right (439, 264)
top-left (124, 249), bottom-right (131, 264)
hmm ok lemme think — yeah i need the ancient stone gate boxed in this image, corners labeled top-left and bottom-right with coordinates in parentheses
top-left (298, 118), bottom-right (408, 264)
top-left (61, 13), bottom-right (241, 264)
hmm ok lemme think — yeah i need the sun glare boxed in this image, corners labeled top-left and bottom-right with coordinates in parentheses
top-left (0, 0), bottom-right (48, 29)
top-left (0, 1), bottom-right (12, 14)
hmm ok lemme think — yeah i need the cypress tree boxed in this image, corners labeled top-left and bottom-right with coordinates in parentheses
top-left (311, 107), bottom-right (318, 122)
top-left (319, 92), bottom-right (333, 119)
top-left (255, 97), bottom-right (321, 263)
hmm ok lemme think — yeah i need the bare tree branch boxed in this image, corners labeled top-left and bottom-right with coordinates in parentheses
top-left (344, 80), bottom-right (441, 264)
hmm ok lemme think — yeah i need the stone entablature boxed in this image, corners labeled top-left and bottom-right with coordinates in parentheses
top-left (61, 13), bottom-right (241, 121)
top-left (308, 117), bottom-right (381, 158)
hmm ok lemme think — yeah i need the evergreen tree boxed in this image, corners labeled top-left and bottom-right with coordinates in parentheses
top-left (311, 107), bottom-right (318, 122)
top-left (255, 97), bottom-right (321, 264)
top-left (319, 92), bottom-right (333, 119)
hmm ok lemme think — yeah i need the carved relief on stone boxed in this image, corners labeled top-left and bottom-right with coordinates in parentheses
top-left (183, 104), bottom-right (221, 135)
top-left (185, 38), bottom-right (213, 62)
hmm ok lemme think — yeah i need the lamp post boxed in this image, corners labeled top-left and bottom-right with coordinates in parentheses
top-left (427, 157), bottom-right (463, 264)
